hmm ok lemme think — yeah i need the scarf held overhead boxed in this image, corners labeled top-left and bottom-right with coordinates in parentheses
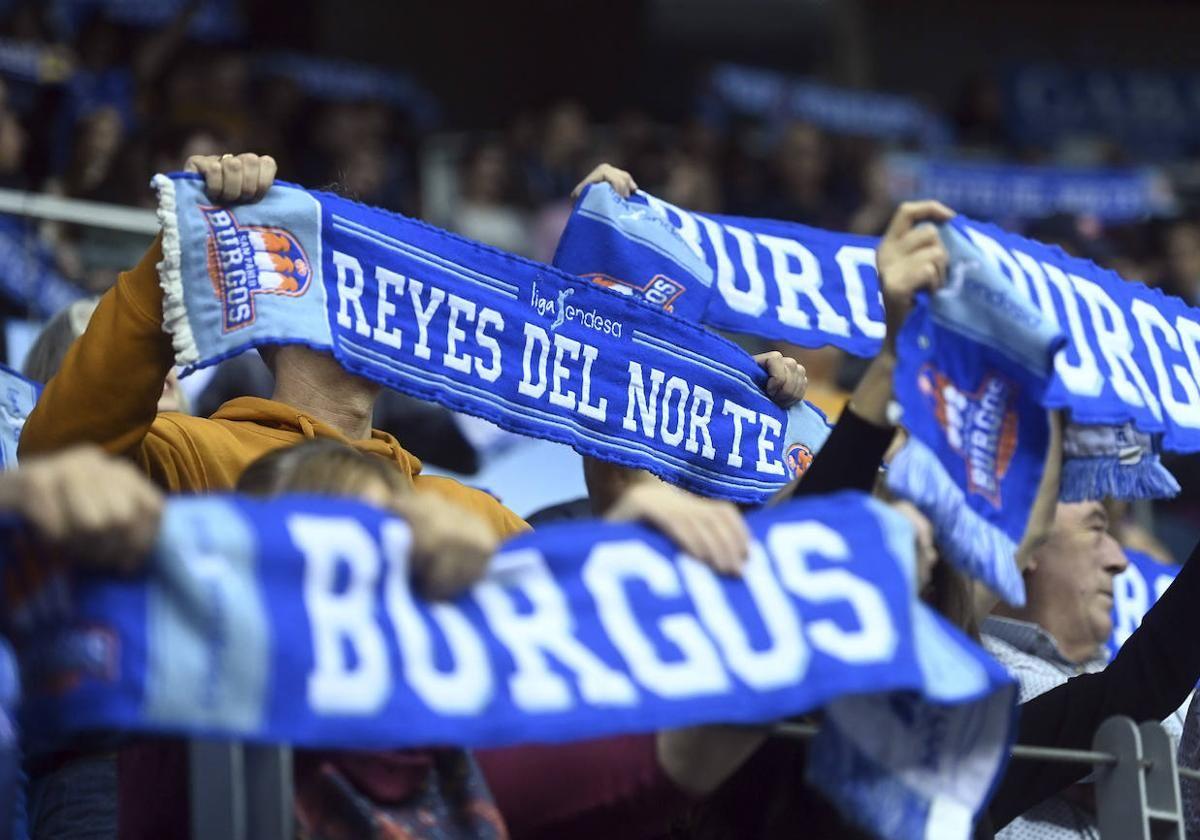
top-left (553, 185), bottom-right (1199, 481)
top-left (887, 225), bottom-right (1065, 606)
top-left (883, 155), bottom-right (1175, 222)
top-left (5, 491), bottom-right (1015, 840)
top-left (152, 173), bottom-right (830, 503)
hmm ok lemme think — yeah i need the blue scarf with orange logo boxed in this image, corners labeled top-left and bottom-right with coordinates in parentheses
top-left (153, 173), bottom-right (830, 503)
top-left (885, 223), bottom-right (1065, 605)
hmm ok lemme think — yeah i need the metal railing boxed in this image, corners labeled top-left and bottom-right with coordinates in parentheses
top-left (0, 188), bottom-right (158, 234)
top-left (773, 716), bottom-right (1193, 839)
top-left (190, 714), bottom-right (1196, 840)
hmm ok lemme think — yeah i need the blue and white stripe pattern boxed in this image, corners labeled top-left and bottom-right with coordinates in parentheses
top-left (554, 184), bottom-right (1200, 466)
top-left (153, 173), bottom-right (830, 503)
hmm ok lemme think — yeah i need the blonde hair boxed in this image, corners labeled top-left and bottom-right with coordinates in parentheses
top-left (237, 440), bottom-right (409, 499)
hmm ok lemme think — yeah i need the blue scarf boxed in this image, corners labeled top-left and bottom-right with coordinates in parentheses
top-left (0, 365), bottom-right (37, 471)
top-left (4, 491), bottom-right (1014, 840)
top-left (77, 0), bottom-right (246, 43)
top-left (153, 173), bottom-right (829, 503)
top-left (0, 637), bottom-right (18, 840)
top-left (884, 155), bottom-right (1174, 222)
top-left (939, 219), bottom-right (1183, 503)
top-left (0, 366), bottom-right (32, 839)
top-left (256, 52), bottom-right (438, 127)
top-left (554, 183), bottom-right (885, 356)
top-left (1061, 422), bottom-right (1180, 503)
top-left (0, 216), bottom-right (85, 319)
top-left (553, 185), bottom-right (1188, 502)
top-left (707, 64), bottom-right (951, 149)
top-left (1005, 64), bottom-right (1200, 158)
top-left (885, 224), bottom-right (1065, 606)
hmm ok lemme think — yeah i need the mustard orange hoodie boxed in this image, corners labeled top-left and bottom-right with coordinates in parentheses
top-left (20, 236), bottom-right (528, 539)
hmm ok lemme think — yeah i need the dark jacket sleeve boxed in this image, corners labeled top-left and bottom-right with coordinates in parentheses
top-left (788, 407), bottom-right (894, 499)
top-left (988, 539), bottom-right (1200, 829)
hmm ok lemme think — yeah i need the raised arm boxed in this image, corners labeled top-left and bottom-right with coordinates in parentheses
top-left (19, 154), bottom-right (276, 466)
top-left (20, 235), bottom-right (172, 459)
top-left (771, 200), bottom-right (954, 505)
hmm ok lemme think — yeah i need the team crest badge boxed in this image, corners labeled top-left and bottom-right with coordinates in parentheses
top-left (201, 206), bottom-right (312, 332)
top-left (784, 442), bottom-right (814, 479)
top-left (583, 272), bottom-right (685, 312)
top-left (918, 364), bottom-right (1018, 507)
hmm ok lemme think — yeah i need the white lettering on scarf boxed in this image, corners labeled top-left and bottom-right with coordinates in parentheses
top-left (289, 516), bottom-right (901, 715)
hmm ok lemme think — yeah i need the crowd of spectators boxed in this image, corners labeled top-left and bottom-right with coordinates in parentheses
top-left (0, 6), bottom-right (1191, 286)
top-left (4, 4), bottom-right (1200, 840)
top-left (0, 4), bottom-right (1194, 299)
top-left (7, 156), bottom-right (1200, 839)
top-left (0, 0), bottom-right (1197, 560)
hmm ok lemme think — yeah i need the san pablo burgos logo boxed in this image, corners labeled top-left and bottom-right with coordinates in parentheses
top-left (918, 363), bottom-right (1018, 508)
top-left (530, 277), bottom-right (623, 337)
top-left (201, 206), bottom-right (312, 332)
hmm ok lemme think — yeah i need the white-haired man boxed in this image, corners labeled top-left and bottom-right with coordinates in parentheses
top-left (984, 501), bottom-right (1189, 838)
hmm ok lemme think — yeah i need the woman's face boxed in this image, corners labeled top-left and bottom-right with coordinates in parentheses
top-left (891, 500), bottom-right (938, 591)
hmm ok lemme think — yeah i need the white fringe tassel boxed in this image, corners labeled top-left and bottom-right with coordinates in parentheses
top-left (151, 174), bottom-right (200, 368)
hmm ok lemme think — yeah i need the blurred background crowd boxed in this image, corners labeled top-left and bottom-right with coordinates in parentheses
top-left (0, 0), bottom-right (1198, 558)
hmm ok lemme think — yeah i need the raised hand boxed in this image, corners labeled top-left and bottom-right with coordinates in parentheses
top-left (606, 480), bottom-right (749, 575)
top-left (395, 493), bottom-right (499, 600)
top-left (876, 200), bottom-right (955, 351)
top-left (0, 446), bottom-right (163, 573)
top-left (571, 163), bottom-right (639, 200)
top-left (753, 350), bottom-right (808, 408)
top-left (184, 152), bottom-right (278, 204)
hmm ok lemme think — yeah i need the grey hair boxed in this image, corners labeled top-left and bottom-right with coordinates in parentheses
top-left (22, 297), bottom-right (100, 384)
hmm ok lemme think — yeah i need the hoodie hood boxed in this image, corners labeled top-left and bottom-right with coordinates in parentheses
top-left (211, 396), bottom-right (423, 483)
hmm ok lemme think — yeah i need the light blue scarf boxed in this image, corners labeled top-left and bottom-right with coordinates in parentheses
top-left (3, 490), bottom-right (1014, 840)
